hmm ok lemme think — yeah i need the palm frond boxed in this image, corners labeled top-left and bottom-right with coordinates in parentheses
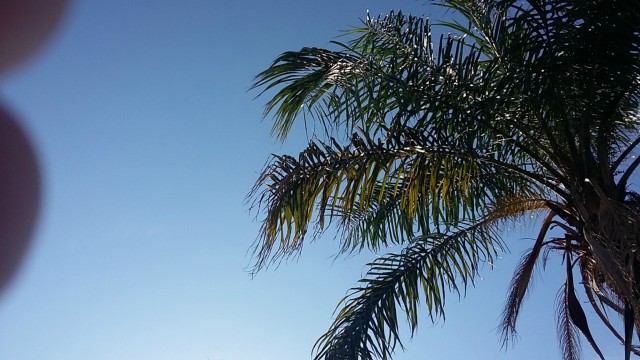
top-left (248, 123), bottom-right (542, 272)
top-left (313, 219), bottom-right (504, 360)
top-left (556, 282), bottom-right (582, 360)
top-left (565, 252), bottom-right (605, 360)
top-left (253, 10), bottom-right (490, 141)
top-left (500, 211), bottom-right (554, 346)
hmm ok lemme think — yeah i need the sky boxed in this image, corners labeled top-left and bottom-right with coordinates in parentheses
top-left (0, 1), bottom-right (628, 359)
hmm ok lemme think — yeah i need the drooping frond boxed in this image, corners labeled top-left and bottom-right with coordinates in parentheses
top-left (565, 252), bottom-right (605, 360)
top-left (500, 211), bottom-right (554, 346)
top-left (313, 220), bottom-right (504, 360)
top-left (249, 121), bottom-right (543, 272)
top-left (252, 47), bottom-right (366, 140)
top-left (556, 283), bottom-right (582, 360)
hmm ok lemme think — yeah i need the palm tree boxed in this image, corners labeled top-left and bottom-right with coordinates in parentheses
top-left (248, 1), bottom-right (640, 359)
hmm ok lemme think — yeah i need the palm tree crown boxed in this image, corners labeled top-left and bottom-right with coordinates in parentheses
top-left (249, 1), bottom-right (640, 359)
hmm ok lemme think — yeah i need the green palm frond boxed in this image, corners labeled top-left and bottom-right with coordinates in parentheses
top-left (252, 47), bottom-right (367, 140)
top-left (249, 122), bottom-right (545, 271)
top-left (313, 219), bottom-right (504, 360)
top-left (253, 11), bottom-right (492, 142)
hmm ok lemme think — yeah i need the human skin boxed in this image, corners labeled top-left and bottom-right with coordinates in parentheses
top-left (0, 105), bottom-right (41, 296)
top-left (0, 0), bottom-right (69, 74)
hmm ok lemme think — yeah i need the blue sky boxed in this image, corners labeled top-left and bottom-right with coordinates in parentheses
top-left (0, 1), bottom-right (626, 359)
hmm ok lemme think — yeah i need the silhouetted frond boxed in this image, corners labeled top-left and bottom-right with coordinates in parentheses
top-left (500, 211), bottom-right (554, 346)
top-left (556, 282), bottom-right (582, 360)
top-left (313, 220), bottom-right (503, 360)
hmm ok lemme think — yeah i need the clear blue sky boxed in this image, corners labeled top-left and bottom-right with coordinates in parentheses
top-left (0, 1), bottom-right (625, 359)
